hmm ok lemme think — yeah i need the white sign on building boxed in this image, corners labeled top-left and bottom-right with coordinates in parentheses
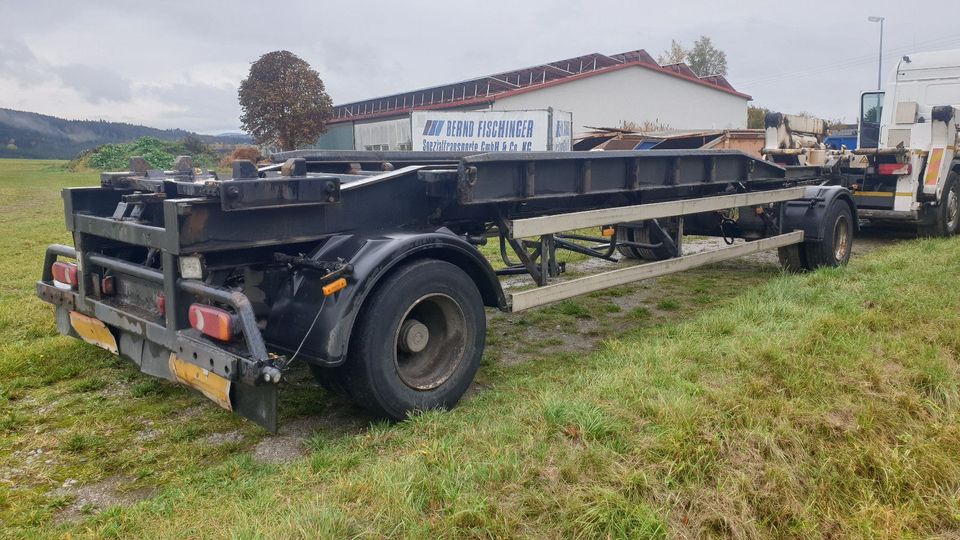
top-left (412, 109), bottom-right (573, 152)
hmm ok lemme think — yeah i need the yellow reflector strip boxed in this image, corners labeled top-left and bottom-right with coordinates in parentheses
top-left (169, 353), bottom-right (232, 411)
top-left (69, 311), bottom-right (118, 354)
top-left (854, 191), bottom-right (914, 198)
top-left (322, 277), bottom-right (347, 296)
top-left (926, 148), bottom-right (945, 186)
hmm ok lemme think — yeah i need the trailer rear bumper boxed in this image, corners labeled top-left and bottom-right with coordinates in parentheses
top-left (36, 245), bottom-right (280, 432)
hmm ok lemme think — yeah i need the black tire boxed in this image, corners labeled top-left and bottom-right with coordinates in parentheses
top-left (919, 172), bottom-right (960, 237)
top-left (803, 200), bottom-right (854, 269)
top-left (616, 220), bottom-right (678, 261)
top-left (777, 244), bottom-right (808, 273)
top-left (308, 364), bottom-right (350, 397)
top-left (778, 200), bottom-right (854, 272)
top-left (339, 259), bottom-right (485, 420)
top-left (615, 225), bottom-right (645, 259)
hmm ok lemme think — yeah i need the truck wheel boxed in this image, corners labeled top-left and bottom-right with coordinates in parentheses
top-left (919, 172), bottom-right (960, 237)
top-left (342, 259), bottom-right (485, 420)
top-left (616, 219), bottom-right (678, 261)
top-left (803, 200), bottom-right (854, 269)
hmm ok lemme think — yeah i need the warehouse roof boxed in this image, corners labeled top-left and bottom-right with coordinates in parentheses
top-left (329, 49), bottom-right (751, 125)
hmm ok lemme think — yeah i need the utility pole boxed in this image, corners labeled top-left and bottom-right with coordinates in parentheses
top-left (868, 16), bottom-right (885, 90)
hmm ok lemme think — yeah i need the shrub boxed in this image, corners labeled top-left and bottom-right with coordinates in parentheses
top-left (219, 146), bottom-right (262, 168)
top-left (73, 136), bottom-right (220, 171)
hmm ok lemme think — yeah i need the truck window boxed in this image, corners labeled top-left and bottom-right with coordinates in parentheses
top-left (859, 92), bottom-right (884, 149)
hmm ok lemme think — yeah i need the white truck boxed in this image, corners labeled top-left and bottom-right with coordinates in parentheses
top-left (855, 49), bottom-right (960, 235)
top-left (765, 49), bottom-right (960, 235)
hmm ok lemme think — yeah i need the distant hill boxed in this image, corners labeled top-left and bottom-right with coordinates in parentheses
top-left (0, 108), bottom-right (252, 160)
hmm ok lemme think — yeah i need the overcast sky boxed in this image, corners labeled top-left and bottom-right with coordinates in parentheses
top-left (2, 0), bottom-right (958, 134)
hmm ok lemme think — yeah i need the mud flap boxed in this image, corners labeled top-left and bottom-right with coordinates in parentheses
top-left (232, 381), bottom-right (278, 433)
top-left (168, 353), bottom-right (278, 432)
top-left (781, 186), bottom-right (856, 242)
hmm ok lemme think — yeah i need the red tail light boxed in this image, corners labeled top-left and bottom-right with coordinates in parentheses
top-left (188, 304), bottom-right (235, 341)
top-left (100, 276), bottom-right (115, 296)
top-left (52, 262), bottom-right (78, 287)
top-left (878, 163), bottom-right (911, 176)
top-left (156, 294), bottom-right (166, 316)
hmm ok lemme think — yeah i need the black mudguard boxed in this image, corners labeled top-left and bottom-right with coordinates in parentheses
top-left (781, 185), bottom-right (857, 242)
top-left (264, 228), bottom-right (504, 366)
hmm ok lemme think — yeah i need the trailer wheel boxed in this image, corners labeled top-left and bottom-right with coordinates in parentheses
top-left (919, 172), bottom-right (960, 237)
top-left (776, 243), bottom-right (808, 272)
top-left (308, 364), bottom-right (350, 397)
top-left (341, 259), bottom-right (485, 420)
top-left (778, 201), bottom-right (853, 272)
top-left (790, 200), bottom-right (854, 270)
top-left (616, 219), bottom-right (678, 261)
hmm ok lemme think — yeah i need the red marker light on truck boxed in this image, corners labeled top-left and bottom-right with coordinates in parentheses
top-left (51, 261), bottom-right (78, 288)
top-left (877, 163), bottom-right (912, 176)
top-left (188, 304), bottom-right (235, 341)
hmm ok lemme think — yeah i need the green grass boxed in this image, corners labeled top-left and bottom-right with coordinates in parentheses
top-left (3, 158), bottom-right (960, 537)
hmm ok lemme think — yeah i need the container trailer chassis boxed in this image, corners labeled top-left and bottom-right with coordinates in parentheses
top-left (36, 150), bottom-right (856, 431)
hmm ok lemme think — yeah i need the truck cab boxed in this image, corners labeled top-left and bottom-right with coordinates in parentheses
top-left (851, 49), bottom-right (960, 234)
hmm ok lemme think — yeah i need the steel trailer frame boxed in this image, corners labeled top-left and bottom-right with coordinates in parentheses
top-left (36, 150), bottom-right (854, 431)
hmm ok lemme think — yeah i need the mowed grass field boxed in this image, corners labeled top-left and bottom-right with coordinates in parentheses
top-left (2, 158), bottom-right (960, 538)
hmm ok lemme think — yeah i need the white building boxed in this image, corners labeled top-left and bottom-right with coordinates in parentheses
top-left (315, 49), bottom-right (750, 151)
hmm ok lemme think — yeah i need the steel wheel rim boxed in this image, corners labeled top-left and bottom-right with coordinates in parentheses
top-left (393, 293), bottom-right (466, 391)
top-left (833, 214), bottom-right (850, 261)
top-left (947, 186), bottom-right (959, 231)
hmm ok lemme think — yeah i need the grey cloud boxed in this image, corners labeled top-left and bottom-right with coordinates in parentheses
top-left (0, 37), bottom-right (133, 104)
top-left (0, 37), bottom-right (50, 84)
top-left (141, 82), bottom-right (241, 133)
top-left (52, 64), bottom-right (132, 103)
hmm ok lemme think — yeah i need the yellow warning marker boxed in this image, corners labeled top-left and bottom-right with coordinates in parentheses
top-left (69, 312), bottom-right (118, 355)
top-left (322, 277), bottom-right (347, 296)
top-left (169, 353), bottom-right (232, 411)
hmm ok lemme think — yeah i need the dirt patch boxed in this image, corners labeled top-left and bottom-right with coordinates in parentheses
top-left (252, 417), bottom-right (320, 464)
top-left (823, 410), bottom-right (859, 434)
top-left (252, 412), bottom-right (366, 464)
top-left (50, 475), bottom-right (155, 523)
top-left (492, 314), bottom-right (602, 367)
top-left (252, 436), bottom-right (304, 465)
top-left (134, 420), bottom-right (161, 442)
top-left (204, 430), bottom-right (244, 445)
